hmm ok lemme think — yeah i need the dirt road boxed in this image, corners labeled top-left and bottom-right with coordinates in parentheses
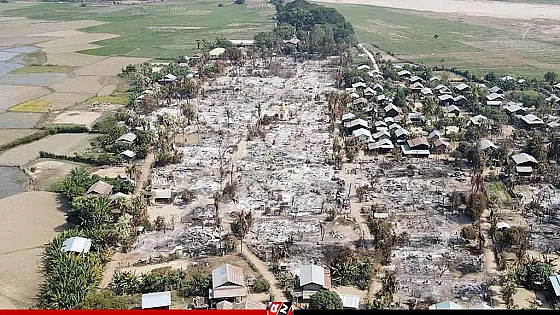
top-left (239, 243), bottom-right (287, 301)
top-left (133, 149), bottom-right (155, 196)
top-left (314, 0), bottom-right (560, 20)
top-left (358, 44), bottom-right (379, 73)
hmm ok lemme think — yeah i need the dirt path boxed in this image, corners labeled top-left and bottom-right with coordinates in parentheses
top-left (239, 242), bottom-right (287, 302)
top-left (358, 44), bottom-right (379, 73)
top-left (133, 149), bottom-right (155, 196)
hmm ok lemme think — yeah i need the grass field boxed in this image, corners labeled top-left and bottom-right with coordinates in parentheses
top-left (485, 181), bottom-right (511, 202)
top-left (330, 4), bottom-right (560, 78)
top-left (9, 99), bottom-right (51, 112)
top-left (1, 0), bottom-right (275, 60)
top-left (10, 65), bottom-right (75, 74)
top-left (82, 94), bottom-right (128, 105)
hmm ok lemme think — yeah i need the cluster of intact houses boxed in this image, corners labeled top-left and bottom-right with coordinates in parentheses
top-left (342, 64), bottom-right (560, 177)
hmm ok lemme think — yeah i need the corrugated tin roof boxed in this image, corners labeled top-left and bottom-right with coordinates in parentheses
top-left (121, 150), bottom-right (136, 158)
top-left (85, 180), bottom-right (114, 196)
top-left (512, 153), bottom-right (538, 165)
top-left (233, 300), bottom-right (267, 310)
top-left (209, 47), bottom-right (226, 56)
top-left (341, 113), bottom-right (356, 121)
top-left (454, 83), bottom-right (470, 91)
top-left (521, 114), bottom-right (544, 125)
top-left (339, 294), bottom-right (360, 309)
top-left (212, 263), bottom-right (244, 289)
top-left (516, 166), bottom-right (533, 174)
top-left (479, 139), bottom-right (497, 151)
top-left (61, 236), bottom-right (92, 253)
top-left (116, 132), bottom-right (137, 143)
top-left (470, 303), bottom-right (493, 309)
top-left (141, 291), bottom-right (171, 309)
top-left (489, 86), bottom-right (503, 94)
top-left (407, 137), bottom-right (429, 148)
top-left (299, 264), bottom-right (325, 287)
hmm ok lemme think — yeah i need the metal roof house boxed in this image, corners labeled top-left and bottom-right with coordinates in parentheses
top-left (159, 73), bottom-right (177, 84)
top-left (401, 137), bottom-right (430, 158)
top-left (397, 70), bottom-right (412, 78)
top-left (61, 236), bottom-right (92, 254)
top-left (504, 102), bottom-right (527, 115)
top-left (520, 114), bottom-right (544, 128)
top-left (209, 264), bottom-right (247, 301)
top-left (486, 93), bottom-right (504, 101)
top-left (368, 138), bottom-right (394, 153)
top-left (489, 86), bottom-right (503, 94)
top-left (352, 82), bottom-right (367, 89)
top-left (85, 180), bottom-right (114, 196)
top-left (453, 95), bottom-right (467, 106)
top-left (344, 119), bottom-right (369, 133)
top-left (121, 150), bottom-right (136, 159)
top-left (429, 301), bottom-right (463, 310)
top-left (384, 104), bottom-right (403, 118)
top-left (296, 264), bottom-right (331, 301)
top-left (409, 75), bottom-right (424, 83)
top-left (341, 113), bottom-right (356, 122)
top-left (142, 291), bottom-right (172, 310)
top-left (116, 132), bottom-right (137, 143)
top-left (511, 152), bottom-right (538, 176)
top-left (470, 303), bottom-right (493, 310)
top-left (357, 64), bottom-right (370, 71)
top-left (454, 83), bottom-right (470, 92)
top-left (420, 87), bottom-right (433, 96)
top-left (428, 130), bottom-right (442, 140)
top-left (352, 128), bottom-right (373, 143)
top-left (470, 114), bottom-right (488, 126)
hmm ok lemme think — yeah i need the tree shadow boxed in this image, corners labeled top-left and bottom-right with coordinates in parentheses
top-left (53, 193), bottom-right (71, 232)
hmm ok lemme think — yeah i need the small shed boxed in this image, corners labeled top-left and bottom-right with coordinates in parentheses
top-left (209, 47), bottom-right (226, 59)
top-left (141, 291), bottom-right (172, 310)
top-left (121, 150), bottom-right (136, 159)
top-left (454, 83), bottom-right (470, 92)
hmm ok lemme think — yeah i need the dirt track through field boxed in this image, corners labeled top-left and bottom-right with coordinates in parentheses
top-left (314, 0), bottom-right (560, 20)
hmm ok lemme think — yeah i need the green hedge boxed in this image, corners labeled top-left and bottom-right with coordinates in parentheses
top-left (39, 151), bottom-right (121, 166)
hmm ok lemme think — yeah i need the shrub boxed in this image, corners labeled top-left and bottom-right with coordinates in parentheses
top-left (253, 278), bottom-right (270, 293)
top-left (461, 225), bottom-right (478, 240)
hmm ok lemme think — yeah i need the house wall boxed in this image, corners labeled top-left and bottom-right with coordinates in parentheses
top-left (301, 283), bottom-right (323, 292)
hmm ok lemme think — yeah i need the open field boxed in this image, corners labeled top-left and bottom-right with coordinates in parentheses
top-left (10, 65), bottom-right (75, 74)
top-left (316, 0), bottom-right (560, 20)
top-left (28, 160), bottom-right (83, 190)
top-left (0, 133), bottom-right (95, 166)
top-left (0, 129), bottom-right (36, 147)
top-left (0, 191), bottom-right (66, 309)
top-left (1, 1), bottom-right (276, 59)
top-left (0, 112), bottom-right (44, 129)
top-left (328, 4), bottom-right (560, 78)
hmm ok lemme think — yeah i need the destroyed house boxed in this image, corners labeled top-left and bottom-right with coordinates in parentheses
top-left (209, 264), bottom-right (247, 301)
top-left (433, 139), bottom-right (450, 154)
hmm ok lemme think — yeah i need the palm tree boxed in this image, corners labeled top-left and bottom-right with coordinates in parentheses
top-left (125, 163), bottom-right (138, 181)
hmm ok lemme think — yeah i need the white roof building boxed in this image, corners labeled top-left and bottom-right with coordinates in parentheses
top-left (116, 132), bottom-right (137, 143)
top-left (339, 294), bottom-right (360, 309)
top-left (299, 264), bottom-right (325, 287)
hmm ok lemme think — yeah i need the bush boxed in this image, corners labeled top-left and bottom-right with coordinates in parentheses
top-left (0, 131), bottom-right (48, 153)
top-left (75, 290), bottom-right (128, 310)
top-left (234, 0), bottom-right (245, 3)
top-left (253, 278), bottom-right (270, 293)
top-left (309, 290), bottom-right (343, 310)
top-left (461, 225), bottom-right (478, 240)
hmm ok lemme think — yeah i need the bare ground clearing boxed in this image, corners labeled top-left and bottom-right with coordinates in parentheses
top-left (0, 191), bottom-right (66, 309)
top-left (0, 129), bottom-right (36, 146)
top-left (28, 159), bottom-right (84, 190)
top-left (0, 85), bottom-right (51, 112)
top-left (52, 110), bottom-right (102, 127)
top-left (0, 133), bottom-right (95, 166)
